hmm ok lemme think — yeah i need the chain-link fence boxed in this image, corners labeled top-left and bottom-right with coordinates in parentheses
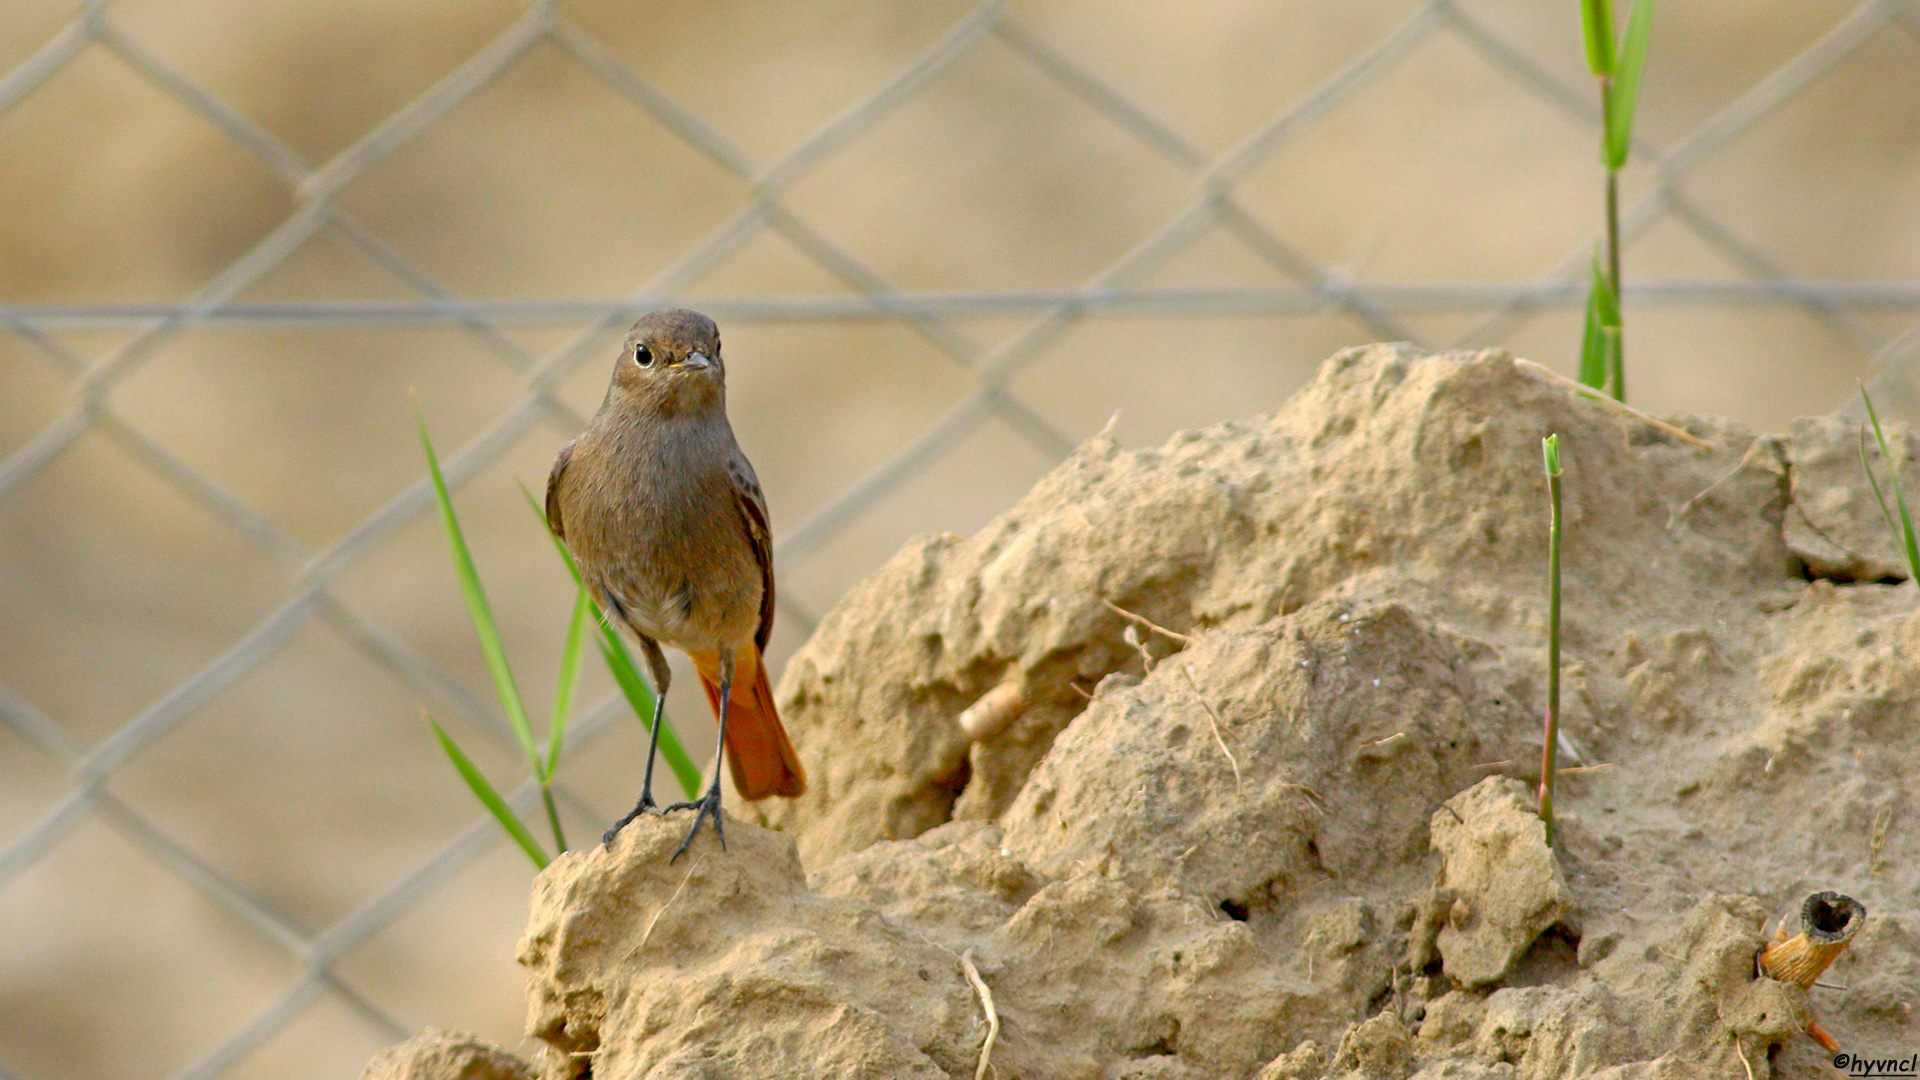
top-left (2, 1), bottom-right (1917, 1077)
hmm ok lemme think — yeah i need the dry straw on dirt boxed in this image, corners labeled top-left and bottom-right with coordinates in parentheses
top-left (366, 344), bottom-right (1919, 1080)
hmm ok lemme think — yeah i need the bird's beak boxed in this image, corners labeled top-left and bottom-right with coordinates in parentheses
top-left (681, 352), bottom-right (712, 371)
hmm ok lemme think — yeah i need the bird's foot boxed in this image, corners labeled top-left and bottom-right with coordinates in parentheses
top-left (601, 791), bottom-right (663, 846)
top-left (665, 787), bottom-right (726, 860)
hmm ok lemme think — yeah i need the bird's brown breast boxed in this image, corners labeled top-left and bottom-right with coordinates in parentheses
top-left (557, 415), bottom-right (763, 652)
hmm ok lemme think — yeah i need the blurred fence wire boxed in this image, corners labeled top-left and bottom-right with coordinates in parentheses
top-left (3, 1), bottom-right (1919, 1078)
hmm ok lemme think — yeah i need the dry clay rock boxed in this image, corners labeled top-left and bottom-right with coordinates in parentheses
top-left (752, 344), bottom-right (1795, 867)
top-left (518, 586), bottom-right (1552, 1080)
top-left (512, 589), bottom-right (1532, 1079)
top-left (1429, 777), bottom-right (1573, 989)
top-left (375, 343), bottom-right (1920, 1079)
top-left (511, 816), bottom-right (1817, 1080)
top-left (519, 717), bottom-right (1423, 1080)
top-left (997, 600), bottom-right (1516, 910)
top-left (503, 570), bottom-right (1853, 1078)
top-left (359, 1028), bottom-right (534, 1080)
top-left (517, 817), bottom-right (976, 1080)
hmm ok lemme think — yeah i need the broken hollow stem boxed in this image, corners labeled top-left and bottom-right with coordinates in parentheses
top-left (1759, 891), bottom-right (1866, 989)
top-left (1758, 891), bottom-right (1866, 1052)
top-left (1540, 435), bottom-right (1564, 848)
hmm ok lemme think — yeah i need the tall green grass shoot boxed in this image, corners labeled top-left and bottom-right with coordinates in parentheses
top-left (1540, 433), bottom-right (1565, 848)
top-left (1579, 0), bottom-right (1655, 402)
top-left (420, 420), bottom-right (581, 868)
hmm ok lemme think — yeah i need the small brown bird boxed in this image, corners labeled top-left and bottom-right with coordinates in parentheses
top-left (545, 308), bottom-right (805, 857)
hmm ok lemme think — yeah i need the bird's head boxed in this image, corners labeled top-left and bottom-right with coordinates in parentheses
top-left (606, 308), bottom-right (728, 415)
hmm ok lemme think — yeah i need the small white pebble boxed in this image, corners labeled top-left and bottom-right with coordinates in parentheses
top-left (1372, 679), bottom-right (1381, 687)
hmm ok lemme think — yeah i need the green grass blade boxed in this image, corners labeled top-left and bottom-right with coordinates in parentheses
top-left (521, 485), bottom-right (703, 800)
top-left (1601, 324), bottom-right (1623, 402)
top-left (539, 786), bottom-right (567, 859)
top-left (545, 583), bottom-right (590, 782)
top-left (1855, 427), bottom-right (1898, 555)
top-left (420, 420), bottom-right (539, 769)
top-left (521, 483), bottom-right (583, 577)
top-left (1595, 251), bottom-right (1624, 400)
top-left (534, 581), bottom-right (589, 857)
top-left (1606, 0), bottom-right (1656, 169)
top-left (1580, 255), bottom-right (1611, 390)
top-left (1593, 251), bottom-right (1622, 331)
top-left (1579, 293), bottom-right (1605, 389)
top-left (1581, 0), bottom-right (1615, 76)
top-left (429, 717), bottom-right (549, 869)
top-left (1859, 385), bottom-right (1920, 581)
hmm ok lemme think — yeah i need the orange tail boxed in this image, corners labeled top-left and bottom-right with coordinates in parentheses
top-left (693, 646), bottom-right (806, 801)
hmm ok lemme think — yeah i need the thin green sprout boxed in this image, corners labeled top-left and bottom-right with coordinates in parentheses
top-left (1540, 434), bottom-right (1564, 848)
top-left (420, 421), bottom-right (570, 864)
top-left (1857, 384), bottom-right (1919, 583)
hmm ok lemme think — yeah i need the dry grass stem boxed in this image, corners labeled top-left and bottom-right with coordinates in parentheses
top-left (632, 858), bottom-right (700, 956)
top-left (1733, 1033), bottom-right (1754, 1080)
top-left (960, 947), bottom-right (1000, 1080)
top-left (1180, 666), bottom-right (1243, 794)
top-left (1669, 439), bottom-right (1767, 530)
top-left (1515, 358), bottom-right (1714, 450)
top-left (1363, 732), bottom-right (1405, 749)
top-left (1124, 625), bottom-right (1157, 673)
top-left (1286, 783), bottom-right (1326, 815)
top-left (1104, 599), bottom-right (1194, 644)
top-left (1869, 804), bottom-right (1893, 872)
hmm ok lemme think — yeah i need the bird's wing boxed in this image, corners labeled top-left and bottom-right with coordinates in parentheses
top-left (726, 447), bottom-right (777, 653)
top-left (545, 438), bottom-right (575, 541)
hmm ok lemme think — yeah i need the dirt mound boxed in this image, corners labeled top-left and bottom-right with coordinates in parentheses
top-left (360, 1028), bottom-right (534, 1080)
top-left (364, 344), bottom-right (1919, 1080)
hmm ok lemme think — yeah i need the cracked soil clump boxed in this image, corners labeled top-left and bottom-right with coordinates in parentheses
top-left (365, 344), bottom-right (1920, 1080)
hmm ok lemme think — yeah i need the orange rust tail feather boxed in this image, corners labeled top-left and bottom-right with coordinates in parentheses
top-left (693, 645), bottom-right (806, 801)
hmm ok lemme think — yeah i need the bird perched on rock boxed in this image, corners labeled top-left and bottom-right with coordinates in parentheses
top-left (545, 308), bottom-right (805, 857)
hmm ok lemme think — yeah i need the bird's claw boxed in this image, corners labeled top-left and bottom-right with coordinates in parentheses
top-left (601, 791), bottom-right (663, 846)
top-left (666, 788), bottom-right (726, 860)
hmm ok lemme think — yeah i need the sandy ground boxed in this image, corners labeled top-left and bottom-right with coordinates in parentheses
top-left (366, 344), bottom-right (1917, 1079)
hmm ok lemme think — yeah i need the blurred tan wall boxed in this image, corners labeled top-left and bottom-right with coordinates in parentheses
top-left (1, 1), bottom-right (1916, 1078)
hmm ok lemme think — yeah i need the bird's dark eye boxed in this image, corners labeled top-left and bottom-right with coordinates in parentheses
top-left (634, 345), bottom-right (653, 367)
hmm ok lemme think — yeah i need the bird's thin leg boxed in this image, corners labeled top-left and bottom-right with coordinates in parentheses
top-left (603, 636), bottom-right (674, 845)
top-left (669, 646), bottom-right (731, 859)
